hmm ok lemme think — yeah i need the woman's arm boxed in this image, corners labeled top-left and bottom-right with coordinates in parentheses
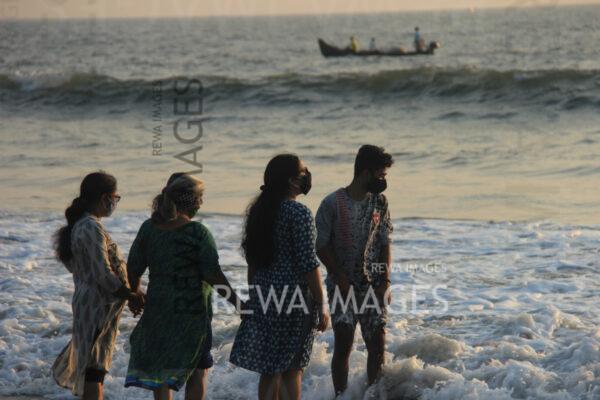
top-left (305, 268), bottom-right (324, 304)
top-left (205, 268), bottom-right (244, 311)
top-left (293, 204), bottom-right (329, 331)
top-left (86, 221), bottom-right (129, 296)
top-left (247, 263), bottom-right (256, 286)
top-left (305, 267), bottom-right (329, 331)
top-left (128, 275), bottom-right (143, 293)
top-left (197, 225), bottom-right (245, 311)
top-left (84, 225), bottom-right (144, 314)
top-left (125, 223), bottom-right (149, 316)
top-left (113, 284), bottom-right (144, 306)
top-left (127, 224), bottom-right (148, 292)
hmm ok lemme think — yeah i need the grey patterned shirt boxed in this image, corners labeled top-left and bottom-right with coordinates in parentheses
top-left (315, 188), bottom-right (393, 287)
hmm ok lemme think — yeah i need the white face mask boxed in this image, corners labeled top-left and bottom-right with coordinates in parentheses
top-left (105, 197), bottom-right (118, 217)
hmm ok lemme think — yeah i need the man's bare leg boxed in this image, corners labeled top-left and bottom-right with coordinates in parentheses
top-left (331, 324), bottom-right (355, 396)
top-left (365, 327), bottom-right (385, 385)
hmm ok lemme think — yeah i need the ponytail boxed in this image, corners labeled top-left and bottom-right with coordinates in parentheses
top-left (54, 197), bottom-right (87, 264)
top-left (151, 190), bottom-right (177, 223)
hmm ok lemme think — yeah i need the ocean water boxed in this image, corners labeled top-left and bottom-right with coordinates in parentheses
top-left (1, 4), bottom-right (600, 400)
top-left (1, 5), bottom-right (600, 222)
top-left (1, 211), bottom-right (600, 399)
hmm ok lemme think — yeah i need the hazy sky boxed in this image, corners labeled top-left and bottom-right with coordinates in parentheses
top-left (1, 0), bottom-right (599, 19)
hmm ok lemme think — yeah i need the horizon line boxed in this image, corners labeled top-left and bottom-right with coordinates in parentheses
top-left (1, 1), bottom-right (599, 21)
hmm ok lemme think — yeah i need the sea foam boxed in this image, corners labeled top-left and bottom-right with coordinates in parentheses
top-left (1, 212), bottom-right (599, 399)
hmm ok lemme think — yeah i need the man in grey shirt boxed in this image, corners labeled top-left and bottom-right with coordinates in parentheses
top-left (315, 145), bottom-right (394, 395)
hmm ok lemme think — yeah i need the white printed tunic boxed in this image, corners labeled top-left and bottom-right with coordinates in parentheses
top-left (52, 213), bottom-right (129, 395)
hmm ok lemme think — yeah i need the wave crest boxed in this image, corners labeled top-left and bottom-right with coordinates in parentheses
top-left (1, 67), bottom-right (598, 110)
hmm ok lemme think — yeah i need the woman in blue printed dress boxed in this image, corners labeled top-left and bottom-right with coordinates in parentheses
top-left (230, 154), bottom-right (329, 400)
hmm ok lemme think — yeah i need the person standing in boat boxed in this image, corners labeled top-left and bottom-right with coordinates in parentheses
top-left (414, 26), bottom-right (422, 52)
top-left (315, 145), bottom-right (394, 396)
top-left (349, 36), bottom-right (359, 53)
top-left (369, 38), bottom-right (376, 51)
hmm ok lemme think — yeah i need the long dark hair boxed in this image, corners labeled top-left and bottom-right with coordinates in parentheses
top-left (54, 171), bottom-right (117, 264)
top-left (242, 154), bottom-right (301, 269)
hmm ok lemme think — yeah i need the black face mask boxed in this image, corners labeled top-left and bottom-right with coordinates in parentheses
top-left (298, 170), bottom-right (312, 195)
top-left (366, 172), bottom-right (387, 194)
top-left (188, 207), bottom-right (199, 219)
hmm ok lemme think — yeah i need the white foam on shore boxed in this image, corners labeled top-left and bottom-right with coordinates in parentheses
top-left (1, 211), bottom-right (600, 399)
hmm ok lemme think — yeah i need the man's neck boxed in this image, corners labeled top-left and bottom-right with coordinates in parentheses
top-left (346, 180), bottom-right (367, 201)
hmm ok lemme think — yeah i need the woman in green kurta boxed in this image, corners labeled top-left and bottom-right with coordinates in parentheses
top-left (125, 173), bottom-right (242, 400)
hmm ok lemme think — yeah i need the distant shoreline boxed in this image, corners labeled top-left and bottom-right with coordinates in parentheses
top-left (1, 2), bottom-right (599, 22)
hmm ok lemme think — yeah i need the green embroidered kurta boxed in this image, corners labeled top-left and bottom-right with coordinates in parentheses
top-left (124, 219), bottom-right (219, 390)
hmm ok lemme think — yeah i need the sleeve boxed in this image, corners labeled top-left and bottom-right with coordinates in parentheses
top-left (378, 195), bottom-right (393, 245)
top-left (292, 204), bottom-right (320, 274)
top-left (85, 220), bottom-right (125, 295)
top-left (315, 195), bottom-right (336, 251)
top-left (198, 225), bottom-right (221, 281)
top-left (127, 221), bottom-right (148, 279)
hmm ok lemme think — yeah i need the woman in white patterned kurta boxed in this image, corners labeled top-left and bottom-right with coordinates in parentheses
top-left (52, 172), bottom-right (144, 399)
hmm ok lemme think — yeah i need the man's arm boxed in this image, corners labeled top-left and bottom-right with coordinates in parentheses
top-left (375, 195), bottom-right (393, 303)
top-left (317, 244), bottom-right (350, 295)
top-left (379, 243), bottom-right (391, 283)
top-left (374, 243), bottom-right (392, 305)
top-left (315, 195), bottom-right (351, 294)
top-left (316, 244), bottom-right (345, 279)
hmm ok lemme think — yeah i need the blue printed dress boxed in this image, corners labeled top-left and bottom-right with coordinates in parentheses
top-left (229, 200), bottom-right (320, 374)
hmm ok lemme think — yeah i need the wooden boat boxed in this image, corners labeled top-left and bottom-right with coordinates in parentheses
top-left (318, 38), bottom-right (440, 57)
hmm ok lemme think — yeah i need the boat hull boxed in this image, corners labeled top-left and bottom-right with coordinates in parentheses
top-left (318, 38), bottom-right (438, 57)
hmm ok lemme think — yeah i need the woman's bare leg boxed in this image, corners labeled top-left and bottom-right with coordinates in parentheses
top-left (82, 382), bottom-right (102, 400)
top-left (185, 368), bottom-right (208, 400)
top-left (259, 373), bottom-right (281, 400)
top-left (153, 384), bottom-right (172, 400)
top-left (279, 369), bottom-right (302, 400)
